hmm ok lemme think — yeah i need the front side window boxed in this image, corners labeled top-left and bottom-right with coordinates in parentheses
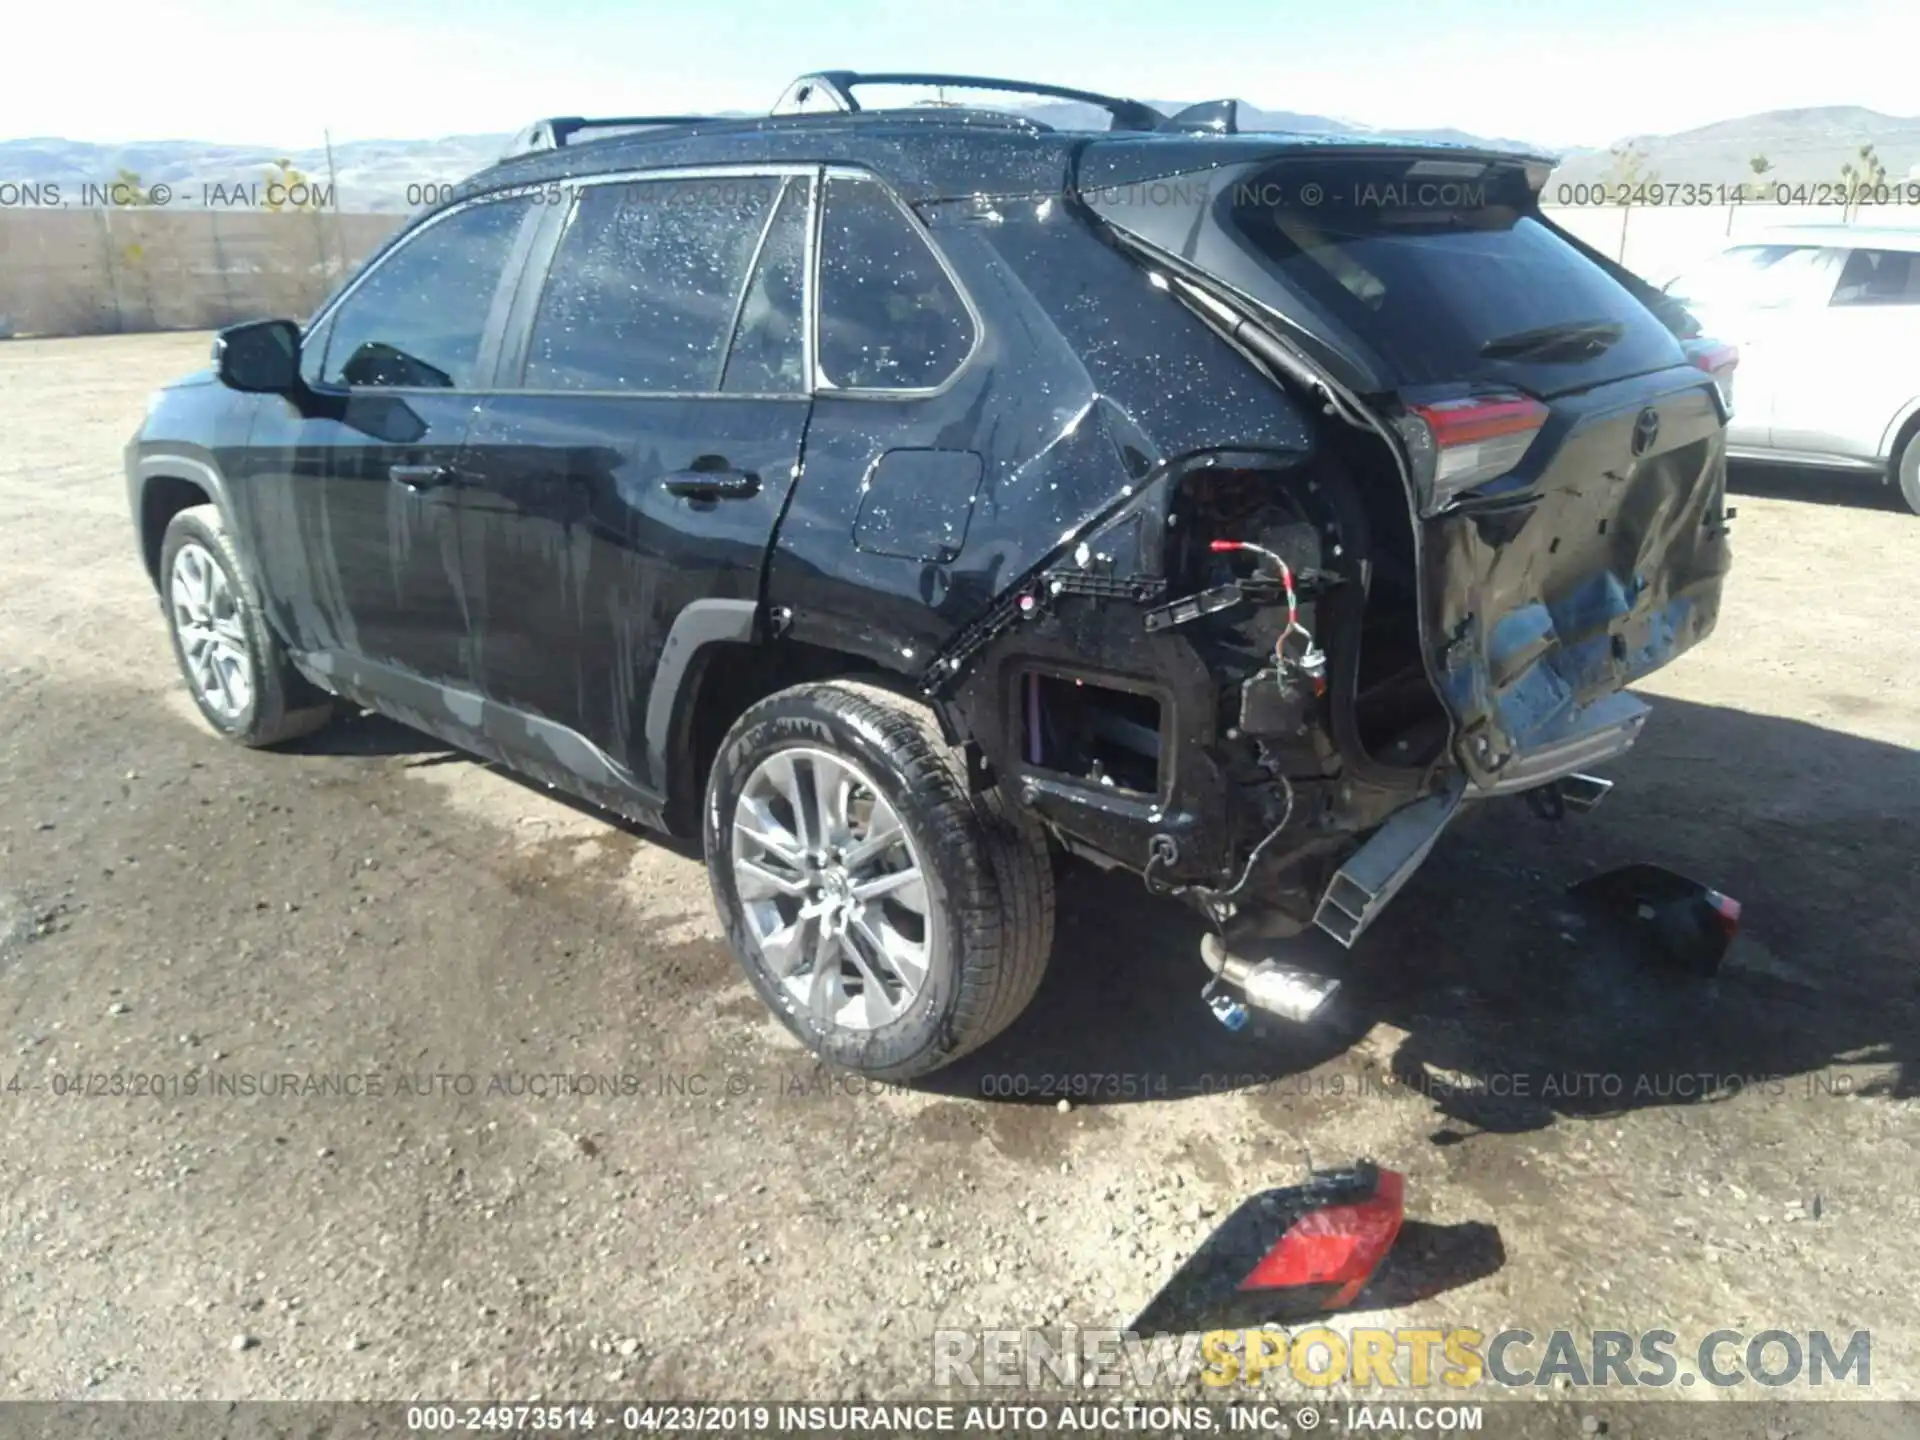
top-left (1832, 248), bottom-right (1920, 306)
top-left (321, 197), bottom-right (532, 388)
top-left (816, 175), bottom-right (975, 390)
top-left (524, 175), bottom-right (781, 392)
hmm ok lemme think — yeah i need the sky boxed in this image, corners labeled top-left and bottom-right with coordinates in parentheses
top-left (10, 0), bottom-right (1917, 149)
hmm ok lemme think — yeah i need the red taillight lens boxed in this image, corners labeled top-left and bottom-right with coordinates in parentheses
top-left (1688, 340), bottom-right (1739, 375)
top-left (1686, 338), bottom-right (1739, 413)
top-left (1238, 1168), bottom-right (1405, 1308)
top-left (1397, 394), bottom-right (1549, 513)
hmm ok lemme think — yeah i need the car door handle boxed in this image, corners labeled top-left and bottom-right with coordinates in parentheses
top-left (663, 468), bottom-right (760, 500)
top-left (389, 463), bottom-right (456, 491)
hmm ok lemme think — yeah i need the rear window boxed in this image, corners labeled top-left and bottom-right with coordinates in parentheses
top-left (1223, 159), bottom-right (1682, 391)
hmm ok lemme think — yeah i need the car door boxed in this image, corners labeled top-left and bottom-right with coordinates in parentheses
top-left (1770, 246), bottom-right (1920, 462)
top-left (1696, 244), bottom-right (1842, 451)
top-left (238, 193), bottom-right (540, 697)
top-left (454, 168), bottom-right (815, 802)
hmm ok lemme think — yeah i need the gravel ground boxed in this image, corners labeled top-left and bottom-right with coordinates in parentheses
top-left (1, 333), bottom-right (1916, 1431)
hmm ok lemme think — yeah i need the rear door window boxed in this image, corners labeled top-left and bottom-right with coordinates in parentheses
top-left (320, 196), bottom-right (533, 389)
top-left (1832, 248), bottom-right (1920, 306)
top-left (816, 175), bottom-right (975, 390)
top-left (1668, 244), bottom-right (1830, 311)
top-left (1222, 158), bottom-right (1682, 391)
top-left (524, 175), bottom-right (781, 392)
top-left (720, 177), bottom-right (811, 394)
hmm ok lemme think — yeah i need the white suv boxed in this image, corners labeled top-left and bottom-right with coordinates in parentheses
top-left (1665, 225), bottom-right (1920, 513)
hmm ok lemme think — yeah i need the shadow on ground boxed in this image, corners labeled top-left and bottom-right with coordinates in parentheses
top-left (1726, 458), bottom-right (1911, 514)
top-left (938, 695), bottom-right (1920, 1132)
top-left (286, 706), bottom-right (450, 759)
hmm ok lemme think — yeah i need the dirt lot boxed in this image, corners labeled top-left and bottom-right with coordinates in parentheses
top-left (1, 333), bottom-right (1916, 1429)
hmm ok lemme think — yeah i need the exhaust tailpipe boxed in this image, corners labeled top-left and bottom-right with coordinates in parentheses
top-left (1201, 919), bottom-right (1342, 1024)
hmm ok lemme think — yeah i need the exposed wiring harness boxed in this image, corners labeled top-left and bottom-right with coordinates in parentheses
top-left (1208, 539), bottom-right (1326, 687)
top-left (1143, 775), bottom-right (1296, 922)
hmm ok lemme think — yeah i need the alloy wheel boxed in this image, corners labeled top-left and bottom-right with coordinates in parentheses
top-left (169, 541), bottom-right (253, 720)
top-left (730, 746), bottom-right (932, 1030)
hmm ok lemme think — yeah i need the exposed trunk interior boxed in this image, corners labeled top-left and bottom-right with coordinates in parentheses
top-left (1163, 439), bottom-right (1449, 779)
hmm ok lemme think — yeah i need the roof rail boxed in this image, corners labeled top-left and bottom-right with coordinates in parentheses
top-left (770, 71), bottom-right (1165, 132)
top-left (501, 115), bottom-right (718, 161)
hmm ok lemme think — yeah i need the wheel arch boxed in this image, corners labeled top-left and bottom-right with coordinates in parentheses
top-left (1877, 397), bottom-right (1920, 467)
top-left (648, 601), bottom-right (892, 835)
top-left (135, 454), bottom-right (238, 590)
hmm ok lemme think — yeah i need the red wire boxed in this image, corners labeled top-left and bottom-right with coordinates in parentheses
top-left (1209, 539), bottom-right (1299, 631)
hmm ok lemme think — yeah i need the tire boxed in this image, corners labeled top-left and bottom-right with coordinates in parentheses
top-left (704, 679), bottom-right (1054, 1080)
top-left (1895, 430), bottom-right (1920, 515)
top-left (158, 504), bottom-right (335, 747)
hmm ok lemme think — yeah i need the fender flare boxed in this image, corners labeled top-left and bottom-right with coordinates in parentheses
top-left (134, 452), bottom-right (254, 597)
top-left (643, 598), bottom-right (760, 802)
top-left (1877, 397), bottom-right (1920, 463)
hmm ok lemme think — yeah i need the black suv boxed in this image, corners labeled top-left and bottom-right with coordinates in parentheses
top-left (127, 71), bottom-right (1736, 1078)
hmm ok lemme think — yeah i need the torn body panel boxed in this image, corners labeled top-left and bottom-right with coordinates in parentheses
top-left (1424, 371), bottom-right (1731, 784)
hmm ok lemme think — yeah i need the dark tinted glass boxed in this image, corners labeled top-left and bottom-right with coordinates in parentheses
top-left (322, 197), bottom-right (530, 388)
top-left (1833, 248), bottom-right (1920, 306)
top-left (817, 176), bottom-right (974, 390)
top-left (1224, 160), bottom-right (1680, 388)
top-left (720, 179), bottom-right (810, 394)
top-left (525, 176), bottom-right (780, 392)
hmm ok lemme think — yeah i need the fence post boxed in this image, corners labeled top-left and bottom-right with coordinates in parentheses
top-left (96, 210), bottom-right (125, 334)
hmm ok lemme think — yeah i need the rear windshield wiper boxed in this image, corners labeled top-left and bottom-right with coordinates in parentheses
top-left (1479, 319), bottom-right (1625, 362)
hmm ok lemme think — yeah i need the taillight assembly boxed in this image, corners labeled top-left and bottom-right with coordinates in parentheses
top-left (1685, 338), bottom-right (1739, 414)
top-left (1395, 393), bottom-right (1549, 514)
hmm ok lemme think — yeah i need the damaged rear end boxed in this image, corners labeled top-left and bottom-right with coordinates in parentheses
top-left (946, 137), bottom-right (1733, 947)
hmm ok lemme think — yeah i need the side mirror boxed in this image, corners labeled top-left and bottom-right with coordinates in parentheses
top-left (214, 319), bottom-right (302, 394)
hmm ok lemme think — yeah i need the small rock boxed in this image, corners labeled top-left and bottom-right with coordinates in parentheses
top-left (346, 1336), bottom-right (366, 1351)
top-left (230, 1335), bottom-right (257, 1353)
top-left (616, 1337), bottom-right (640, 1358)
top-left (1055, 1098), bottom-right (1071, 1114)
top-left (1580, 1417), bottom-right (1602, 1436)
top-left (108, 1002), bottom-right (131, 1016)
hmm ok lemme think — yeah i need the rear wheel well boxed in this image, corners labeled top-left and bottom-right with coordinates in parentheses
top-left (1889, 410), bottom-right (1920, 473)
top-left (140, 476), bottom-right (214, 586)
top-left (664, 638), bottom-right (888, 835)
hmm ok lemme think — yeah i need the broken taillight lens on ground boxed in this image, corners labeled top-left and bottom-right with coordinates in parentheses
top-left (1568, 861), bottom-right (1743, 975)
top-left (1130, 1163), bottom-right (1407, 1334)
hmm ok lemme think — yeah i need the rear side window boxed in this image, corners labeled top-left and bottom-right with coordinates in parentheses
top-left (525, 176), bottom-right (781, 392)
top-left (1223, 159), bottom-right (1681, 390)
top-left (321, 196), bottom-right (531, 388)
top-left (1832, 248), bottom-right (1920, 306)
top-left (817, 175), bottom-right (975, 390)
top-left (1668, 244), bottom-right (1829, 310)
